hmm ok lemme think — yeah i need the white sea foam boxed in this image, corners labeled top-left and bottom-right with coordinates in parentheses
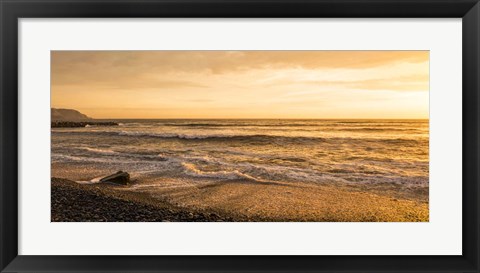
top-left (75, 176), bottom-right (103, 184)
top-left (81, 147), bottom-right (117, 155)
top-left (181, 162), bottom-right (263, 182)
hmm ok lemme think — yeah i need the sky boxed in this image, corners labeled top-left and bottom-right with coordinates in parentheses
top-left (51, 51), bottom-right (429, 119)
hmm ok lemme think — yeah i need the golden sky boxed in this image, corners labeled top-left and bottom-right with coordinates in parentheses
top-left (51, 51), bottom-right (429, 119)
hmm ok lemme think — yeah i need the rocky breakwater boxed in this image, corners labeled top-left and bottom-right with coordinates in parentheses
top-left (52, 121), bottom-right (119, 128)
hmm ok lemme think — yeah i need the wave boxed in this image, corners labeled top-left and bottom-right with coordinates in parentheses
top-left (51, 154), bottom-right (116, 163)
top-left (53, 130), bottom-right (426, 144)
top-left (116, 132), bottom-right (426, 145)
top-left (52, 150), bottom-right (429, 188)
top-left (150, 121), bottom-right (427, 128)
top-left (336, 127), bottom-right (422, 132)
top-left (118, 131), bottom-right (319, 142)
top-left (72, 147), bottom-right (170, 162)
top-left (181, 162), bottom-right (263, 182)
top-left (178, 161), bottom-right (429, 187)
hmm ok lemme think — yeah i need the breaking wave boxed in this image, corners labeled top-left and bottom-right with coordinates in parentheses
top-left (53, 130), bottom-right (425, 144)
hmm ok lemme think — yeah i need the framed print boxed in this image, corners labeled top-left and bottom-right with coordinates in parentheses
top-left (48, 50), bottom-right (430, 223)
top-left (1, 0), bottom-right (479, 272)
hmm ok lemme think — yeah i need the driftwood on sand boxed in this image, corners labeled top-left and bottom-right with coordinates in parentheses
top-left (100, 171), bottom-right (130, 185)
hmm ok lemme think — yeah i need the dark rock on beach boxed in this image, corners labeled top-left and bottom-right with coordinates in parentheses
top-left (100, 171), bottom-right (130, 185)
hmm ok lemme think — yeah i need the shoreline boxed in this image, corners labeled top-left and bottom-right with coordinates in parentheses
top-left (51, 175), bottom-right (429, 222)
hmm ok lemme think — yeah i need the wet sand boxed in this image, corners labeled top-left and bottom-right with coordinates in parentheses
top-left (52, 163), bottom-right (428, 222)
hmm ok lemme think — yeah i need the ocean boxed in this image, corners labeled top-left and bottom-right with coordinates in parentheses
top-left (51, 119), bottom-right (429, 200)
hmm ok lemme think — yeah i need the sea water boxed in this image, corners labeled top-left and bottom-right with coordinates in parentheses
top-left (51, 119), bottom-right (429, 198)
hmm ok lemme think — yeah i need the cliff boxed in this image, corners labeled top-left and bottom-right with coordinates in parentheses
top-left (51, 108), bottom-right (91, 121)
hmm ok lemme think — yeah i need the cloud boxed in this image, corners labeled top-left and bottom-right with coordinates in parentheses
top-left (51, 51), bottom-right (428, 86)
top-left (301, 74), bottom-right (428, 92)
top-left (183, 99), bottom-right (215, 102)
top-left (255, 66), bottom-right (429, 93)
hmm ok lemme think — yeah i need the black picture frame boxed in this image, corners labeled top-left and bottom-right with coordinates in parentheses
top-left (1, 0), bottom-right (479, 272)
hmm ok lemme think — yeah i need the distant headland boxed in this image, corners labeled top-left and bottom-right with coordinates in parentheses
top-left (51, 108), bottom-right (118, 128)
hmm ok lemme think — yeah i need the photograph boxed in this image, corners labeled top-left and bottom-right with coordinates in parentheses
top-left (50, 50), bottom-right (429, 222)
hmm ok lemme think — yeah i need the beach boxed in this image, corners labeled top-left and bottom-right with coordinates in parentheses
top-left (51, 173), bottom-right (428, 222)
